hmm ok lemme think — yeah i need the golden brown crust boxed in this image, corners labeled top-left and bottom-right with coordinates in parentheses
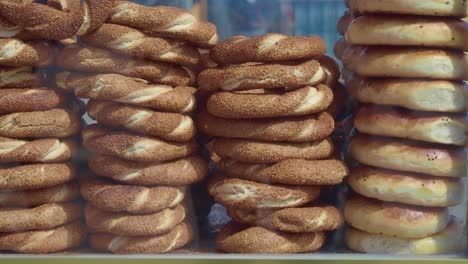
top-left (0, 203), bottom-right (81, 232)
top-left (209, 177), bottom-right (320, 210)
top-left (87, 100), bottom-right (195, 142)
top-left (349, 133), bottom-right (467, 177)
top-left (210, 34), bottom-right (326, 65)
top-left (89, 221), bottom-right (194, 254)
top-left (0, 137), bottom-right (77, 163)
top-left (56, 45), bottom-right (196, 86)
top-left (228, 205), bottom-right (343, 233)
top-left (81, 23), bottom-right (200, 66)
top-left (89, 155), bottom-right (208, 186)
top-left (337, 11), bottom-right (353, 36)
top-left (345, 195), bottom-right (450, 239)
top-left (222, 159), bottom-right (348, 185)
top-left (326, 82), bottom-right (347, 118)
top-left (0, 163), bottom-right (76, 191)
top-left (0, 88), bottom-right (69, 114)
top-left (109, 1), bottom-right (218, 47)
top-left (85, 203), bottom-right (186, 236)
top-left (206, 85), bottom-right (334, 119)
top-left (199, 60), bottom-right (325, 92)
top-left (0, 67), bottom-right (43, 88)
top-left (199, 111), bottom-right (334, 142)
top-left (214, 138), bottom-right (334, 163)
top-left (80, 177), bottom-right (186, 214)
top-left (217, 221), bottom-right (326, 254)
top-left (0, 109), bottom-right (81, 138)
top-left (319, 55), bottom-right (341, 88)
top-left (47, 0), bottom-right (81, 13)
top-left (333, 37), bottom-right (351, 60)
top-left (82, 125), bottom-right (197, 162)
top-left (0, 221), bottom-right (86, 254)
top-left (0, 39), bottom-right (56, 67)
top-left (56, 72), bottom-right (196, 113)
top-left (348, 166), bottom-right (465, 207)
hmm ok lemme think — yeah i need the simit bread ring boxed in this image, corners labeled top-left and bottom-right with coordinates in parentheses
top-left (109, 1), bottom-right (218, 48)
top-left (346, 15), bottom-right (468, 51)
top-left (208, 177), bottom-right (320, 210)
top-left (0, 109), bottom-right (81, 138)
top-left (0, 67), bottom-right (43, 88)
top-left (217, 221), bottom-right (325, 254)
top-left (0, 163), bottom-right (76, 191)
top-left (89, 221), bottom-right (194, 254)
top-left (228, 205), bottom-right (343, 233)
top-left (348, 77), bottom-right (467, 113)
top-left (0, 203), bottom-right (81, 232)
top-left (345, 217), bottom-right (466, 254)
top-left (319, 55), bottom-right (341, 88)
top-left (0, 181), bottom-right (80, 207)
top-left (355, 105), bottom-right (467, 146)
top-left (345, 195), bottom-right (450, 239)
top-left (342, 46), bottom-right (468, 80)
top-left (333, 37), bottom-right (350, 60)
top-left (348, 0), bottom-right (468, 18)
top-left (206, 85), bottom-right (334, 119)
top-left (81, 23), bottom-right (200, 67)
top-left (47, 0), bottom-right (81, 13)
top-left (337, 11), bottom-right (353, 36)
top-left (199, 111), bottom-right (334, 143)
top-left (0, 39), bottom-right (56, 67)
top-left (56, 72), bottom-right (196, 113)
top-left (89, 155), bottom-right (208, 186)
top-left (56, 45), bottom-right (196, 86)
top-left (222, 159), bottom-right (348, 185)
top-left (0, 221), bottom-right (86, 254)
top-left (198, 60), bottom-right (325, 92)
top-left (82, 125), bottom-right (197, 162)
top-left (0, 88), bottom-right (68, 114)
top-left (349, 133), bottom-right (466, 177)
top-left (80, 177), bottom-right (186, 214)
top-left (326, 82), bottom-right (347, 118)
top-left (87, 100), bottom-right (195, 142)
top-left (209, 34), bottom-right (326, 65)
top-left (213, 138), bottom-right (334, 163)
top-left (348, 166), bottom-right (465, 207)
top-left (0, 137), bottom-right (77, 163)
top-left (85, 203), bottom-right (186, 236)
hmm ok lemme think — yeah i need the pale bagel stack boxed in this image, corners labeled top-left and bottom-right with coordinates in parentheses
top-left (0, 0), bottom-right (89, 254)
top-left (339, 0), bottom-right (468, 254)
top-left (54, 1), bottom-right (216, 254)
top-left (198, 34), bottom-right (348, 254)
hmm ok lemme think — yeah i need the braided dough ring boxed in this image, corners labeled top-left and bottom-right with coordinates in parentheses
top-left (81, 23), bottom-right (200, 67)
top-left (210, 34), bottom-right (326, 65)
top-left (337, 11), bottom-right (353, 36)
top-left (109, 1), bottom-right (218, 48)
top-left (217, 222), bottom-right (326, 254)
top-left (228, 205), bottom-right (343, 233)
top-left (0, 221), bottom-right (86, 254)
top-left (0, 137), bottom-right (77, 163)
top-left (199, 111), bottom-right (334, 143)
top-left (355, 105), bottom-right (466, 146)
top-left (348, 166), bottom-right (465, 207)
top-left (0, 203), bottom-right (81, 232)
top-left (82, 125), bottom-right (197, 162)
top-left (57, 45), bottom-right (196, 86)
top-left (214, 138), bottom-right (334, 164)
top-left (0, 109), bottom-right (81, 138)
top-left (345, 196), bottom-right (450, 239)
top-left (350, 134), bottom-right (467, 177)
top-left (56, 72), bottom-right (196, 113)
top-left (209, 177), bottom-right (320, 210)
top-left (199, 60), bottom-right (325, 92)
top-left (90, 221), bottom-right (194, 254)
top-left (207, 85), bottom-right (334, 119)
top-left (85, 203), bottom-right (186, 236)
top-left (222, 159), bottom-right (348, 185)
top-left (89, 155), bottom-right (208, 186)
top-left (87, 100), bottom-right (195, 142)
top-left (0, 39), bottom-right (55, 67)
top-left (342, 46), bottom-right (468, 80)
top-left (0, 181), bottom-right (80, 207)
top-left (0, 163), bottom-right (76, 191)
top-left (0, 67), bottom-right (43, 88)
top-left (0, 88), bottom-right (68, 114)
top-left (346, 15), bottom-right (468, 51)
top-left (80, 177), bottom-right (186, 214)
